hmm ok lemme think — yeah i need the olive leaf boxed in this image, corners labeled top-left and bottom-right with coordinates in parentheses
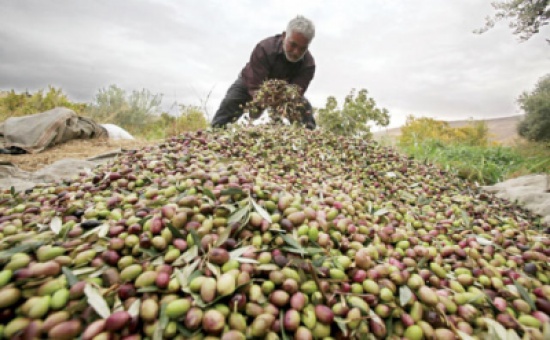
top-left (166, 222), bottom-right (185, 240)
top-left (456, 330), bottom-right (476, 340)
top-left (461, 210), bottom-right (471, 228)
top-left (176, 324), bottom-right (200, 338)
top-left (84, 283), bottom-right (111, 319)
top-left (89, 266), bottom-right (109, 279)
top-left (0, 242), bottom-right (44, 261)
top-left (218, 204), bottom-right (237, 214)
top-left (282, 247), bottom-right (307, 256)
top-left (543, 323), bottom-right (550, 340)
top-left (227, 203), bottom-right (251, 226)
top-left (79, 223), bottom-right (109, 239)
top-left (128, 299), bottom-right (141, 318)
top-left (233, 257), bottom-right (259, 264)
top-left (153, 303), bottom-right (168, 340)
top-left (334, 317), bottom-right (349, 337)
top-left (200, 187), bottom-right (216, 202)
top-left (187, 269), bottom-right (203, 285)
top-left (176, 258), bottom-right (201, 292)
top-left (417, 194), bottom-right (431, 205)
top-left (281, 234), bottom-right (303, 251)
top-left (150, 256), bottom-right (165, 267)
top-left (49, 216), bottom-right (62, 235)
top-left (111, 295), bottom-right (124, 313)
top-left (399, 285), bottom-right (413, 307)
top-left (475, 236), bottom-right (493, 246)
top-left (313, 255), bottom-right (328, 268)
top-left (206, 262), bottom-right (221, 279)
top-left (188, 229), bottom-right (201, 249)
top-left (251, 197), bottom-right (272, 223)
top-left (386, 315), bottom-right (393, 338)
top-left (512, 279), bottom-right (536, 311)
top-left (374, 208), bottom-right (389, 216)
top-left (139, 247), bottom-right (160, 258)
top-left (173, 245), bottom-right (198, 266)
top-left (220, 187), bottom-right (245, 196)
top-left (71, 267), bottom-right (97, 277)
top-left (229, 246), bottom-right (255, 259)
top-left (280, 310), bottom-right (289, 340)
top-left (483, 318), bottom-right (508, 340)
top-left (214, 225), bottom-right (232, 247)
top-left (98, 223), bottom-right (110, 238)
top-left (137, 287), bottom-right (159, 293)
top-left (62, 266), bottom-right (79, 287)
top-left (400, 191), bottom-right (416, 202)
top-left (506, 329), bottom-right (521, 340)
top-left (416, 256), bottom-right (428, 268)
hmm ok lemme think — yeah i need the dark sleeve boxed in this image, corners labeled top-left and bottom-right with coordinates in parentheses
top-left (242, 43), bottom-right (271, 97)
top-left (290, 64), bottom-right (315, 95)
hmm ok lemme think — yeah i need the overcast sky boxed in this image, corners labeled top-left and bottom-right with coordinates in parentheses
top-left (1, 0), bottom-right (548, 128)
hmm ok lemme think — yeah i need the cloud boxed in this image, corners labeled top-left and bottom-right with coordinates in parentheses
top-left (0, 0), bottom-right (548, 128)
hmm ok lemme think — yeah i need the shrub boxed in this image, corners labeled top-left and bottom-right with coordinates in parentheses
top-left (85, 85), bottom-right (162, 136)
top-left (399, 116), bottom-right (490, 147)
top-left (517, 74), bottom-right (550, 142)
top-left (0, 87), bottom-right (86, 121)
top-left (317, 88), bottom-right (390, 137)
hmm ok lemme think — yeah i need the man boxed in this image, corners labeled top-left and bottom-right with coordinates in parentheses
top-left (211, 15), bottom-right (317, 129)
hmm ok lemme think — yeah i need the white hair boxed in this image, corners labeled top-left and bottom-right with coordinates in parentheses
top-left (286, 15), bottom-right (315, 42)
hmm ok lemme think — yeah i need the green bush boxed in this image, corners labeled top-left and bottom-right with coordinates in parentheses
top-left (85, 85), bottom-right (163, 137)
top-left (0, 87), bottom-right (86, 121)
top-left (399, 116), bottom-right (490, 147)
top-left (147, 106), bottom-right (209, 139)
top-left (517, 74), bottom-right (550, 142)
top-left (317, 88), bottom-right (390, 137)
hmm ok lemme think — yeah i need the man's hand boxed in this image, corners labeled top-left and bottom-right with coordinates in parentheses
top-left (305, 121), bottom-right (316, 130)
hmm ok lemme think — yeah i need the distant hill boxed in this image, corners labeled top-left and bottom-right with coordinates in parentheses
top-left (373, 115), bottom-right (524, 145)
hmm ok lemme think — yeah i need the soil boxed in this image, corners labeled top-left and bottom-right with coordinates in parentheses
top-left (0, 137), bottom-right (157, 172)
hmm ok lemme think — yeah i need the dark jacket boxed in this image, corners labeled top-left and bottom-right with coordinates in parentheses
top-left (240, 33), bottom-right (315, 97)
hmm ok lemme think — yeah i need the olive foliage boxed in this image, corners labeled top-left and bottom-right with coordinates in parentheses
top-left (476, 0), bottom-right (550, 42)
top-left (316, 88), bottom-right (390, 137)
top-left (517, 74), bottom-right (550, 142)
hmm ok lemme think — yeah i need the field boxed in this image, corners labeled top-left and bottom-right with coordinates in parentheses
top-left (0, 138), bottom-right (155, 172)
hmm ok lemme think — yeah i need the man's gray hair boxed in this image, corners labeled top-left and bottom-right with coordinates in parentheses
top-left (286, 15), bottom-right (315, 42)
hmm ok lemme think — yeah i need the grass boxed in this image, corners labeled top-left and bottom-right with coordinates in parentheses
top-left (398, 139), bottom-right (550, 185)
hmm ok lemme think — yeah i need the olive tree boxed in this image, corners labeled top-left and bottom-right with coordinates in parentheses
top-left (476, 0), bottom-right (550, 42)
top-left (86, 85), bottom-right (163, 135)
top-left (517, 74), bottom-right (550, 142)
top-left (317, 88), bottom-right (390, 137)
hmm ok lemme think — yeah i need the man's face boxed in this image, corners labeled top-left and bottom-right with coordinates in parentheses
top-left (283, 31), bottom-right (309, 63)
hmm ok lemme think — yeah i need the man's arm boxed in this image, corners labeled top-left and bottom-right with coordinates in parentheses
top-left (290, 64), bottom-right (315, 96)
top-left (242, 44), bottom-right (271, 98)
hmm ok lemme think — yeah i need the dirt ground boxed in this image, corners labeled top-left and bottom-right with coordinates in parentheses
top-left (0, 137), bottom-right (157, 172)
